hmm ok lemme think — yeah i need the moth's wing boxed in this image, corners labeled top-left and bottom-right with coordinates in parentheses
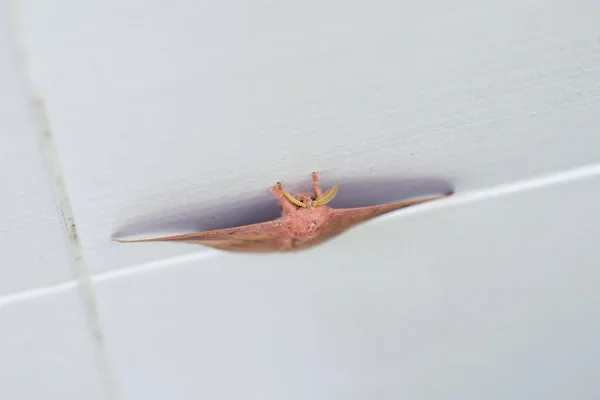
top-left (115, 219), bottom-right (287, 253)
top-left (308, 194), bottom-right (451, 248)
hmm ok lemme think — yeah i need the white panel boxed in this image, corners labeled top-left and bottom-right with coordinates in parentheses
top-left (0, 6), bottom-right (73, 295)
top-left (14, 0), bottom-right (600, 274)
top-left (93, 174), bottom-right (600, 400)
top-left (0, 287), bottom-right (111, 400)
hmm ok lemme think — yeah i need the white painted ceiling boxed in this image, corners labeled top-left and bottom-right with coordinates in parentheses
top-left (1, 0), bottom-right (599, 399)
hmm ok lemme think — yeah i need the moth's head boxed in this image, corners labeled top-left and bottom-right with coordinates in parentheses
top-left (278, 182), bottom-right (340, 210)
top-left (295, 192), bottom-right (317, 208)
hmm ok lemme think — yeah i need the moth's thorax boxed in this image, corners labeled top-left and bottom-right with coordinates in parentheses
top-left (282, 205), bottom-right (332, 239)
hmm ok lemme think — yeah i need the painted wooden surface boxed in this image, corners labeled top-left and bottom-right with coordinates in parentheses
top-left (1, 0), bottom-right (599, 398)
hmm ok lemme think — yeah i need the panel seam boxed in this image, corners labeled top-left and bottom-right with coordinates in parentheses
top-left (5, 2), bottom-right (121, 399)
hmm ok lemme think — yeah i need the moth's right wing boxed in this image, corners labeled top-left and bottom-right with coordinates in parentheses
top-left (310, 194), bottom-right (451, 247)
top-left (115, 219), bottom-right (288, 253)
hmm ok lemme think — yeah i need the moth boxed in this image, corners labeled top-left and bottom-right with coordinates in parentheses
top-left (116, 172), bottom-right (451, 253)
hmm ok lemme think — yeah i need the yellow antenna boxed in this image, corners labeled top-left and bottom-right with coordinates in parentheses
top-left (281, 189), bottom-right (307, 208)
top-left (313, 182), bottom-right (341, 206)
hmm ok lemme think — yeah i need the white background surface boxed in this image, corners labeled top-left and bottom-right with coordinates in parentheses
top-left (1, 0), bottom-right (599, 399)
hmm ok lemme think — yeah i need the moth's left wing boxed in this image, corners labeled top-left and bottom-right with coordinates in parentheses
top-left (115, 219), bottom-right (289, 253)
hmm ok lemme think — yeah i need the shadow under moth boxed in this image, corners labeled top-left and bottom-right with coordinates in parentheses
top-left (116, 172), bottom-right (452, 253)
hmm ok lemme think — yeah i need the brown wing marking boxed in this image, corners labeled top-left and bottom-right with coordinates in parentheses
top-left (114, 219), bottom-right (288, 252)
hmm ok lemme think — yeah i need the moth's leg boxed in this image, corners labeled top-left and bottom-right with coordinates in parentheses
top-left (270, 183), bottom-right (297, 213)
top-left (312, 172), bottom-right (324, 198)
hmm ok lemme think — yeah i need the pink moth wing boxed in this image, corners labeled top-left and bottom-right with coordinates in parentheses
top-left (115, 172), bottom-right (451, 252)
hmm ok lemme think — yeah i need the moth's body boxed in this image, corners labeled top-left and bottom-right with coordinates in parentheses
top-left (273, 193), bottom-right (334, 250)
top-left (115, 172), bottom-right (451, 253)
